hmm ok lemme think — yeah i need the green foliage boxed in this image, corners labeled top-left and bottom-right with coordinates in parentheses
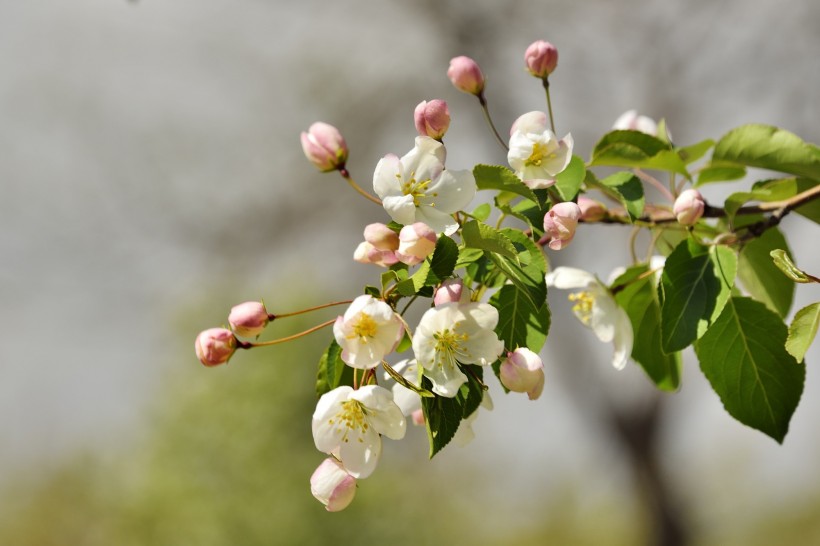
top-left (316, 339), bottom-right (353, 397)
top-left (489, 229), bottom-right (548, 307)
top-left (770, 249), bottom-right (815, 283)
top-left (786, 303), bottom-right (820, 362)
top-left (755, 177), bottom-right (820, 224)
top-left (737, 227), bottom-right (795, 317)
top-left (396, 235), bottom-right (458, 296)
top-left (490, 284), bottom-right (551, 354)
top-left (461, 220), bottom-right (517, 260)
top-left (712, 124), bottom-right (820, 180)
top-left (590, 129), bottom-right (690, 177)
top-left (421, 369), bottom-right (484, 458)
top-left (474, 164), bottom-right (540, 204)
top-left (587, 171), bottom-right (644, 221)
top-left (695, 297), bottom-right (804, 443)
top-left (554, 155), bottom-right (586, 201)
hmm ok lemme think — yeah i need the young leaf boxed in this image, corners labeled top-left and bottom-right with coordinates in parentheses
top-left (677, 139), bottom-right (715, 165)
top-left (427, 235), bottom-right (459, 284)
top-left (696, 162), bottom-right (746, 186)
top-left (712, 124), bottom-right (820, 180)
top-left (737, 226), bottom-right (794, 317)
top-left (770, 249), bottom-right (816, 283)
top-left (421, 369), bottom-right (484, 458)
top-left (554, 155), bottom-right (586, 201)
top-left (471, 203), bottom-right (492, 222)
top-left (315, 339), bottom-right (353, 398)
top-left (589, 171), bottom-right (645, 221)
top-left (461, 220), bottom-right (518, 260)
top-left (489, 229), bottom-right (548, 307)
top-left (489, 285), bottom-right (551, 354)
top-left (786, 302), bottom-right (820, 362)
top-left (695, 297), bottom-right (805, 443)
top-left (473, 164), bottom-right (539, 204)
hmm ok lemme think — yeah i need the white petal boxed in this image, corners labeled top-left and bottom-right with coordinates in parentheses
top-left (401, 137), bottom-right (445, 180)
top-left (414, 205), bottom-right (459, 236)
top-left (382, 194), bottom-right (418, 226)
top-left (459, 302), bottom-right (500, 331)
top-left (424, 169), bottom-right (476, 214)
top-left (312, 387), bottom-right (354, 453)
top-left (337, 427), bottom-right (381, 479)
top-left (425, 360), bottom-right (468, 398)
top-left (590, 293), bottom-right (618, 343)
top-left (352, 385), bottom-right (407, 440)
top-left (546, 267), bottom-right (598, 290)
top-left (611, 307), bottom-right (634, 370)
top-left (373, 154), bottom-right (402, 199)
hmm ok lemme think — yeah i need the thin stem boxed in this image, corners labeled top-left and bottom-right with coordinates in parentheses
top-left (394, 312), bottom-right (414, 341)
top-left (478, 93), bottom-right (509, 152)
top-left (629, 227), bottom-right (641, 264)
top-left (243, 319), bottom-right (335, 347)
top-left (400, 295), bottom-right (419, 316)
top-left (495, 212), bottom-right (507, 230)
top-left (274, 300), bottom-right (352, 319)
top-left (634, 169), bottom-right (676, 203)
top-left (339, 168), bottom-right (382, 206)
top-left (542, 78), bottom-right (556, 134)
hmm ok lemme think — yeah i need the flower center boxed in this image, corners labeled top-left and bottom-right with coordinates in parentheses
top-left (329, 399), bottom-right (370, 443)
top-left (398, 171), bottom-right (434, 207)
top-left (568, 291), bottom-right (595, 325)
top-left (350, 313), bottom-right (377, 342)
top-left (432, 327), bottom-right (470, 368)
top-left (525, 141), bottom-right (557, 167)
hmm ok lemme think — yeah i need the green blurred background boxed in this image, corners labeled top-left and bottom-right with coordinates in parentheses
top-left (2, 1), bottom-right (820, 544)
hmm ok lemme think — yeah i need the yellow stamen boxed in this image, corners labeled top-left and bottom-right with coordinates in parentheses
top-left (432, 326), bottom-right (471, 369)
top-left (525, 141), bottom-right (557, 168)
top-left (399, 170), bottom-right (433, 206)
top-left (329, 399), bottom-right (370, 443)
top-left (349, 313), bottom-right (377, 343)
top-left (568, 291), bottom-right (595, 325)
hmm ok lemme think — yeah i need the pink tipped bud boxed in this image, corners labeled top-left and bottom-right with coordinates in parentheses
top-left (433, 278), bottom-right (470, 307)
top-left (612, 110), bottom-right (659, 137)
top-left (577, 196), bottom-right (607, 222)
top-left (673, 189), bottom-right (705, 226)
top-left (300, 122), bottom-right (348, 172)
top-left (228, 301), bottom-right (270, 338)
top-left (524, 40), bottom-right (559, 79)
top-left (195, 327), bottom-right (237, 367)
top-left (363, 223), bottom-right (399, 251)
top-left (396, 222), bottom-right (437, 266)
top-left (414, 100), bottom-right (451, 140)
top-left (411, 409), bottom-right (426, 426)
top-left (447, 56), bottom-right (485, 96)
top-left (500, 348), bottom-right (545, 400)
top-left (353, 241), bottom-right (398, 268)
top-left (542, 202), bottom-right (581, 250)
top-left (310, 458), bottom-right (357, 512)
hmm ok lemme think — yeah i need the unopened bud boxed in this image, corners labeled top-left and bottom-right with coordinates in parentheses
top-left (411, 409), bottom-right (425, 426)
top-left (433, 278), bottom-right (470, 307)
top-left (500, 348), bottom-right (545, 400)
top-left (195, 328), bottom-right (237, 367)
top-left (396, 222), bottom-right (437, 266)
top-left (310, 458), bottom-right (357, 512)
top-left (524, 40), bottom-right (558, 79)
top-left (353, 241), bottom-right (398, 268)
top-left (673, 189), bottom-right (705, 226)
top-left (577, 196), bottom-right (607, 222)
top-left (228, 301), bottom-right (270, 338)
top-left (414, 100), bottom-right (451, 140)
top-left (300, 122), bottom-right (348, 172)
top-left (447, 56), bottom-right (485, 96)
top-left (363, 223), bottom-right (399, 251)
top-left (542, 202), bottom-right (581, 250)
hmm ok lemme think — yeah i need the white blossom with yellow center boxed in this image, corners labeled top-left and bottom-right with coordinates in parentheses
top-left (412, 302), bottom-right (504, 397)
top-left (333, 295), bottom-right (404, 369)
top-left (312, 385), bottom-right (406, 479)
top-left (373, 136), bottom-right (476, 235)
top-left (507, 110), bottom-right (573, 190)
top-left (546, 267), bottom-right (633, 370)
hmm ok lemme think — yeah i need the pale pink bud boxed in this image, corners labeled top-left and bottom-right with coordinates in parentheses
top-left (447, 56), bottom-right (485, 96)
top-left (195, 328), bottom-right (237, 367)
top-left (414, 100), bottom-right (451, 140)
top-left (310, 458), bottom-right (357, 512)
top-left (300, 122), bottom-right (348, 172)
top-left (542, 202), bottom-right (581, 250)
top-left (673, 189), bottom-right (705, 226)
top-left (396, 222), bottom-right (437, 266)
top-left (577, 196), bottom-right (607, 222)
top-left (363, 223), bottom-right (399, 251)
top-left (612, 110), bottom-right (658, 137)
top-left (433, 278), bottom-right (470, 307)
top-left (500, 348), bottom-right (545, 400)
top-left (411, 409), bottom-right (425, 426)
top-left (524, 40), bottom-right (558, 79)
top-left (353, 241), bottom-right (398, 267)
top-left (228, 301), bottom-right (271, 338)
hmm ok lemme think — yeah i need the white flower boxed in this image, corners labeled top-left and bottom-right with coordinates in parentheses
top-left (412, 302), bottom-right (504, 397)
top-left (546, 267), bottom-right (633, 370)
top-left (312, 385), bottom-right (406, 479)
top-left (383, 359), bottom-right (423, 417)
top-left (373, 136), bottom-right (476, 235)
top-left (507, 111), bottom-right (573, 190)
top-left (453, 392), bottom-right (493, 447)
top-left (333, 295), bottom-right (404, 369)
top-left (612, 109), bottom-right (659, 136)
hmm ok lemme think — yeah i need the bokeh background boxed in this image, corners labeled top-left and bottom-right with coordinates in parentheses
top-left (2, 1), bottom-right (820, 544)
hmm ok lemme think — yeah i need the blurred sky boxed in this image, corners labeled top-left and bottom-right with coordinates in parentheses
top-left (2, 0), bottom-right (820, 535)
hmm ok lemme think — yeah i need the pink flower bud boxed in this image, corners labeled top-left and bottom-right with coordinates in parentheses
top-left (414, 100), bottom-right (451, 140)
top-left (363, 223), bottom-right (399, 251)
top-left (396, 222), bottom-right (437, 266)
top-left (447, 56), bottom-right (485, 96)
top-left (433, 278), bottom-right (470, 307)
top-left (300, 122), bottom-right (348, 172)
top-left (524, 40), bottom-right (558, 79)
top-left (353, 242), bottom-right (398, 268)
top-left (542, 202), bottom-right (581, 250)
top-left (195, 328), bottom-right (237, 367)
top-left (228, 301), bottom-right (271, 338)
top-left (310, 458), bottom-right (357, 512)
top-left (500, 348), bottom-right (545, 400)
top-left (411, 409), bottom-right (425, 426)
top-left (577, 196), bottom-right (607, 222)
top-left (673, 189), bottom-right (705, 226)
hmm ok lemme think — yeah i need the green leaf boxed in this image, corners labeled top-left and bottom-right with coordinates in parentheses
top-left (754, 177), bottom-right (820, 225)
top-left (471, 203), bottom-right (491, 222)
top-left (786, 302), bottom-right (820, 362)
top-left (613, 265), bottom-right (681, 391)
top-left (461, 220), bottom-right (518, 260)
top-left (737, 227), bottom-right (794, 317)
top-left (422, 369), bottom-right (485, 458)
top-left (489, 285), bottom-right (551, 354)
top-left (497, 198), bottom-right (546, 236)
top-left (395, 236), bottom-right (458, 296)
top-left (696, 162), bottom-right (747, 186)
top-left (455, 247), bottom-right (484, 269)
top-left (695, 297), bottom-right (804, 443)
top-left (473, 164), bottom-right (539, 204)
top-left (677, 139), bottom-right (714, 165)
top-left (770, 249), bottom-right (815, 283)
top-left (315, 340), bottom-right (353, 398)
top-left (659, 239), bottom-right (737, 352)
top-left (488, 229), bottom-right (548, 308)
top-left (589, 171), bottom-right (645, 222)
top-left (554, 155), bottom-right (586, 201)
top-left (590, 130), bottom-right (689, 177)
top-left (712, 124), bottom-right (820, 180)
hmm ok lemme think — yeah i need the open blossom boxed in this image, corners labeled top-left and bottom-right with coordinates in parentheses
top-left (508, 111), bottom-right (573, 189)
top-left (546, 267), bottom-right (633, 370)
top-left (396, 222), bottom-right (437, 266)
top-left (673, 188), bottom-right (705, 225)
top-left (412, 302), bottom-right (504, 397)
top-left (333, 295), bottom-right (403, 369)
top-left (300, 122), bottom-right (348, 172)
top-left (228, 301), bottom-right (271, 338)
top-left (500, 348), bottom-right (545, 400)
top-left (312, 385), bottom-right (406, 479)
top-left (310, 458), bottom-right (357, 512)
top-left (612, 110), bottom-right (658, 137)
top-left (447, 56), bottom-right (485, 95)
top-left (414, 100), bottom-right (450, 140)
top-left (195, 328), bottom-right (237, 367)
top-left (373, 136), bottom-right (476, 235)
top-left (542, 202), bottom-right (581, 250)
top-left (524, 40), bottom-right (558, 79)
top-left (383, 359), bottom-right (423, 418)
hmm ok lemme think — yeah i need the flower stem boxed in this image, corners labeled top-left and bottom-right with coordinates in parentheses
top-left (542, 78), bottom-right (556, 134)
top-left (274, 300), bottom-right (352, 319)
top-left (339, 168), bottom-right (382, 206)
top-left (478, 93), bottom-right (509, 152)
top-left (634, 169), bottom-right (676, 203)
top-left (241, 319), bottom-right (335, 348)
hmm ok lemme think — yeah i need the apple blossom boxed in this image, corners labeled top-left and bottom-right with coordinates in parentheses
top-left (412, 302), bottom-right (504, 397)
top-left (414, 100), bottom-right (450, 140)
top-left (333, 295), bottom-right (403, 369)
top-left (447, 56), bottom-right (485, 95)
top-left (524, 40), bottom-right (558, 79)
top-left (433, 278), bottom-right (470, 307)
top-left (312, 385), bottom-right (406, 479)
top-left (542, 202), bottom-right (581, 250)
top-left (577, 196), bottom-right (607, 222)
top-left (508, 111), bottom-right (573, 189)
top-left (300, 122), bottom-right (348, 172)
top-left (673, 188), bottom-right (706, 225)
top-left (383, 359), bottom-right (422, 418)
top-left (353, 241), bottom-right (399, 267)
top-left (500, 348), bottom-right (545, 400)
top-left (373, 136), bottom-right (476, 235)
top-left (396, 222), bottom-right (437, 266)
top-left (612, 110), bottom-right (658, 137)
top-left (195, 327), bottom-right (237, 367)
top-left (228, 301), bottom-right (271, 338)
top-left (310, 458), bottom-right (357, 512)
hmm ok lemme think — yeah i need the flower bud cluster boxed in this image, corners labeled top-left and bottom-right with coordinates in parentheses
top-left (354, 222), bottom-right (437, 267)
top-left (194, 300), bottom-right (273, 366)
